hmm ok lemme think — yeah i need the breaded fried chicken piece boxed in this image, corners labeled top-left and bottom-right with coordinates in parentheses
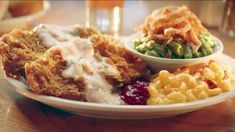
top-left (91, 34), bottom-right (150, 84)
top-left (0, 29), bottom-right (46, 79)
top-left (25, 49), bottom-right (85, 100)
top-left (25, 35), bottom-right (150, 101)
top-left (0, 25), bottom-right (100, 80)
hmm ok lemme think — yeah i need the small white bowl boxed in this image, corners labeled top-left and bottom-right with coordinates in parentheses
top-left (0, 0), bottom-right (50, 34)
top-left (124, 32), bottom-right (224, 72)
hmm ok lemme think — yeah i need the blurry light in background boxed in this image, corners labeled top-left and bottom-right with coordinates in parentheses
top-left (113, 6), bottom-right (121, 37)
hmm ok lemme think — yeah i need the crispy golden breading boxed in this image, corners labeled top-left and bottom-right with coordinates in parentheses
top-left (25, 34), bottom-right (150, 100)
top-left (0, 26), bottom-right (100, 80)
top-left (72, 25), bottom-right (100, 38)
top-left (25, 49), bottom-right (85, 100)
top-left (0, 29), bottom-right (46, 79)
top-left (91, 35), bottom-right (150, 84)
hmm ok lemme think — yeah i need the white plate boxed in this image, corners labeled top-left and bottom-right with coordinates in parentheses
top-left (5, 54), bottom-right (235, 119)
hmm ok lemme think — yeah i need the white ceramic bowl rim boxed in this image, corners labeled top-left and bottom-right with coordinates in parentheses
top-left (124, 32), bottom-right (224, 63)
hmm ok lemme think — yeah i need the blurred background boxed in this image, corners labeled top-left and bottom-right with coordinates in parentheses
top-left (0, 0), bottom-right (234, 37)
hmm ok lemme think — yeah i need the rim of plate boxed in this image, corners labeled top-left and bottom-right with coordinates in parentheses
top-left (6, 77), bottom-right (235, 112)
top-left (124, 32), bottom-right (223, 62)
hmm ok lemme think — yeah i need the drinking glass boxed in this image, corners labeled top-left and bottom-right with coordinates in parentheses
top-left (86, 0), bottom-right (123, 37)
top-left (219, 0), bottom-right (235, 37)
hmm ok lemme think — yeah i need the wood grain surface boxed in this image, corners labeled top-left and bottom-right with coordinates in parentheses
top-left (1, 1), bottom-right (235, 132)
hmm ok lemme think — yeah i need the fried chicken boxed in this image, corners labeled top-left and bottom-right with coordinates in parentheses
top-left (0, 29), bottom-right (46, 79)
top-left (0, 23), bottom-right (149, 102)
top-left (0, 25), bottom-right (100, 80)
top-left (25, 34), bottom-right (150, 102)
top-left (91, 34), bottom-right (150, 84)
top-left (25, 48), bottom-right (85, 100)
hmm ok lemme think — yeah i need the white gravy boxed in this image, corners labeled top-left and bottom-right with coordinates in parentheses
top-left (35, 24), bottom-right (77, 48)
top-left (55, 38), bottom-right (122, 104)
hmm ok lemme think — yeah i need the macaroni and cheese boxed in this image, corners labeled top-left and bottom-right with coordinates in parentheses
top-left (147, 61), bottom-right (233, 105)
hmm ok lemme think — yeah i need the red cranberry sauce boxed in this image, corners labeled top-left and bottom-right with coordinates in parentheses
top-left (120, 80), bottom-right (149, 105)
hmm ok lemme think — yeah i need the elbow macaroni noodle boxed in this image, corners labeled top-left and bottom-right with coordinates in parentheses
top-left (147, 61), bottom-right (234, 105)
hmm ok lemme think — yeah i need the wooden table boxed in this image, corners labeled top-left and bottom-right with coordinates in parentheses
top-left (1, 1), bottom-right (235, 132)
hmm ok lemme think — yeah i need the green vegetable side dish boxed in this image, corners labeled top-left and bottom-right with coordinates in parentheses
top-left (133, 33), bottom-right (215, 59)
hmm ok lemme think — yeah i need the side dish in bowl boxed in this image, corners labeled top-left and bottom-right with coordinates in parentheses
top-left (125, 32), bottom-right (223, 71)
top-left (125, 6), bottom-right (223, 71)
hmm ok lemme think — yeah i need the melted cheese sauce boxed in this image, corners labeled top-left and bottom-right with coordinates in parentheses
top-left (56, 38), bottom-right (122, 104)
top-left (35, 24), bottom-right (77, 48)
